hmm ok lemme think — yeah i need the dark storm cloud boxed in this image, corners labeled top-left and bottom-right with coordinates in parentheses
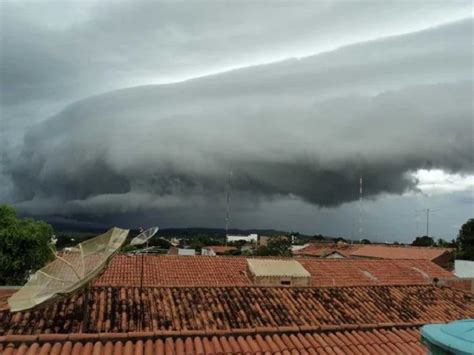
top-left (4, 19), bottom-right (473, 216)
top-left (1, 0), bottom-right (471, 105)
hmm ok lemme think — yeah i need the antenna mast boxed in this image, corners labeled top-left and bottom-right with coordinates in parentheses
top-left (416, 208), bottom-right (438, 236)
top-left (225, 169), bottom-right (233, 238)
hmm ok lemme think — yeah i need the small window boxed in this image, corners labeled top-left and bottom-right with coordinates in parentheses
top-left (281, 280), bottom-right (291, 285)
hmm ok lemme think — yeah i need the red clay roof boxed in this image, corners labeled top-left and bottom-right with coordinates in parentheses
top-left (294, 243), bottom-right (451, 262)
top-left (294, 243), bottom-right (363, 257)
top-left (0, 290), bottom-right (17, 312)
top-left (350, 245), bottom-right (451, 261)
top-left (93, 255), bottom-right (454, 287)
top-left (0, 325), bottom-right (427, 355)
top-left (1, 285), bottom-right (472, 335)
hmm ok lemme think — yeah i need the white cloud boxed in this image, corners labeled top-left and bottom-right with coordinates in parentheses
top-left (413, 169), bottom-right (474, 195)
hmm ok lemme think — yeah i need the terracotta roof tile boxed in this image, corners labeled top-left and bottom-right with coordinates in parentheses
top-left (350, 245), bottom-right (451, 261)
top-left (1, 285), bottom-right (472, 335)
top-left (0, 290), bottom-right (17, 312)
top-left (93, 255), bottom-right (453, 287)
top-left (294, 244), bottom-right (364, 257)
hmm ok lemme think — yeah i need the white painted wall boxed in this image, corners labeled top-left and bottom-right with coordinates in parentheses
top-left (201, 248), bottom-right (216, 256)
top-left (178, 248), bottom-right (196, 256)
top-left (291, 244), bottom-right (309, 252)
top-left (454, 260), bottom-right (474, 278)
top-left (227, 234), bottom-right (258, 243)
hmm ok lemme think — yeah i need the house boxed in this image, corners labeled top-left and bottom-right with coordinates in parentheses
top-left (454, 259), bottom-right (474, 278)
top-left (1, 283), bottom-right (473, 353)
top-left (0, 287), bottom-right (18, 312)
top-left (258, 235), bottom-right (270, 246)
top-left (291, 243), bottom-right (309, 252)
top-left (442, 260), bottom-right (474, 291)
top-left (1, 254), bottom-right (471, 355)
top-left (293, 242), bottom-right (362, 258)
top-left (350, 244), bottom-right (453, 267)
top-left (94, 255), bottom-right (455, 287)
top-left (226, 233), bottom-right (258, 243)
top-left (246, 259), bottom-right (311, 286)
top-left (201, 245), bottom-right (237, 256)
top-left (258, 235), bottom-right (289, 246)
top-left (177, 248), bottom-right (195, 256)
top-left (295, 243), bottom-right (453, 267)
top-left (167, 247), bottom-right (196, 256)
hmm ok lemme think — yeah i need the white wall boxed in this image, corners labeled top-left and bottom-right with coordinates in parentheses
top-left (454, 260), bottom-right (474, 278)
top-left (201, 248), bottom-right (216, 256)
top-left (178, 248), bottom-right (196, 256)
top-left (227, 234), bottom-right (258, 243)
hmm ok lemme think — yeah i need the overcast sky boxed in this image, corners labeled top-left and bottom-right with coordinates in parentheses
top-left (1, 1), bottom-right (472, 242)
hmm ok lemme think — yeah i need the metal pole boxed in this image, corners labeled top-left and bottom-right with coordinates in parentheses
top-left (82, 285), bottom-right (90, 333)
top-left (359, 176), bottom-right (363, 240)
top-left (225, 169), bottom-right (233, 245)
top-left (426, 208), bottom-right (430, 236)
top-left (139, 241), bottom-right (148, 330)
top-left (140, 252), bottom-right (144, 291)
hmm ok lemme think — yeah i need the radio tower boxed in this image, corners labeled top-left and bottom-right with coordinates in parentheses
top-left (225, 169), bottom-right (233, 238)
top-left (416, 208), bottom-right (439, 236)
top-left (358, 176), bottom-right (363, 240)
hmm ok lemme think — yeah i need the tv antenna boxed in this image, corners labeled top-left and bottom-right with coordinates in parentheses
top-left (130, 226), bottom-right (158, 330)
top-left (357, 175), bottom-right (363, 244)
top-left (131, 227), bottom-right (159, 290)
top-left (225, 169), bottom-right (233, 239)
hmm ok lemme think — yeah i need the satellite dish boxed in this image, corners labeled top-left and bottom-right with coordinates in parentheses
top-left (130, 227), bottom-right (159, 246)
top-left (129, 227), bottom-right (159, 301)
top-left (8, 227), bottom-right (129, 312)
top-left (129, 246), bottom-right (155, 255)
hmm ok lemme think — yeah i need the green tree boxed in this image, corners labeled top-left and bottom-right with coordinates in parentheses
top-left (436, 238), bottom-right (456, 248)
top-left (254, 237), bottom-right (292, 257)
top-left (411, 235), bottom-right (435, 247)
top-left (360, 239), bottom-right (371, 244)
top-left (0, 205), bottom-right (54, 285)
top-left (457, 218), bottom-right (474, 260)
top-left (0, 205), bottom-right (17, 229)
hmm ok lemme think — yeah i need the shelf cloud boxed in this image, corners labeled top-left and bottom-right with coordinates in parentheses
top-left (4, 19), bottom-right (472, 218)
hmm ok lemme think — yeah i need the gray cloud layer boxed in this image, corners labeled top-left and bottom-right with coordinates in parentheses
top-left (1, 0), bottom-right (470, 105)
top-left (4, 19), bottom-right (473, 218)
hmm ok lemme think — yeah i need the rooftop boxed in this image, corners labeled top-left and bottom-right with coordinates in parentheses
top-left (0, 290), bottom-right (17, 312)
top-left (350, 245), bottom-right (451, 261)
top-left (0, 325), bottom-right (427, 355)
top-left (93, 255), bottom-right (454, 287)
top-left (294, 243), bottom-right (363, 257)
top-left (1, 284), bottom-right (472, 335)
top-left (247, 259), bottom-right (311, 277)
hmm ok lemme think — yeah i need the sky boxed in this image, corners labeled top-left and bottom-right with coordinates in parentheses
top-left (0, 0), bottom-right (473, 242)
